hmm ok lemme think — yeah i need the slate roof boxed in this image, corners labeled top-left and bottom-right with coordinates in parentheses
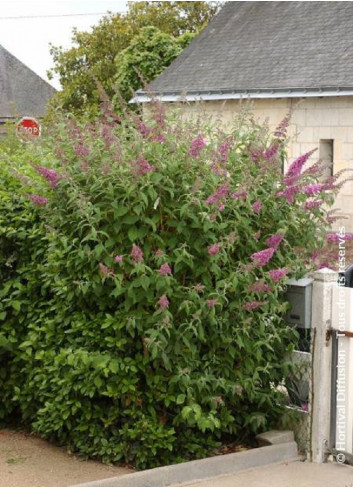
top-left (137, 1), bottom-right (353, 99)
top-left (0, 44), bottom-right (56, 119)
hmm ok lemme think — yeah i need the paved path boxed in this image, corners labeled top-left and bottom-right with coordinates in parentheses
top-left (184, 460), bottom-right (353, 487)
top-left (0, 429), bottom-right (132, 487)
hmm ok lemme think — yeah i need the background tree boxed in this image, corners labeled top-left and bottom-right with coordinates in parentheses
top-left (47, 1), bottom-right (221, 116)
top-left (114, 26), bottom-right (194, 101)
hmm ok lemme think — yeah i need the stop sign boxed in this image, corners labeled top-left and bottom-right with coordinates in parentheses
top-left (17, 117), bottom-right (41, 137)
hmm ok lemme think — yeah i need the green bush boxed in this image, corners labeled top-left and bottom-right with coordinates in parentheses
top-left (0, 103), bottom-right (342, 468)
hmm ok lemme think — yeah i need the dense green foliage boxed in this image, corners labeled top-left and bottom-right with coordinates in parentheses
top-left (0, 103), bottom-right (342, 468)
top-left (47, 1), bottom-right (221, 116)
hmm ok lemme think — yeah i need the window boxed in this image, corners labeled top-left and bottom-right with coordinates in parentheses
top-left (319, 139), bottom-right (334, 180)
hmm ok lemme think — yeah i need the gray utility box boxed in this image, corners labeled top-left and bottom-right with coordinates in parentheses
top-left (284, 277), bottom-right (313, 329)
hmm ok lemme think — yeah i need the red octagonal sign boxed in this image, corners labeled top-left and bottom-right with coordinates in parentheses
top-left (17, 117), bottom-right (41, 137)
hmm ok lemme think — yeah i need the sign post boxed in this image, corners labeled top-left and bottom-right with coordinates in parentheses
top-left (17, 117), bottom-right (41, 138)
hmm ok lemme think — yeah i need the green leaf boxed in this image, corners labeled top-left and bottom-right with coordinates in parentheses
top-left (94, 377), bottom-right (103, 389)
top-left (128, 227), bottom-right (139, 242)
top-left (176, 394), bottom-right (185, 404)
top-left (11, 301), bottom-right (21, 312)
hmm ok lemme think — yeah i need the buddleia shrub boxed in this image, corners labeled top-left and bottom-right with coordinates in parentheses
top-left (0, 101), bottom-right (347, 468)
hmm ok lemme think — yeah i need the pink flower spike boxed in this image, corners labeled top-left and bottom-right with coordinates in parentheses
top-left (284, 149), bottom-right (317, 181)
top-left (207, 299), bottom-right (218, 308)
top-left (158, 294), bottom-right (169, 310)
top-left (231, 191), bottom-right (247, 200)
top-left (134, 156), bottom-right (153, 175)
top-left (247, 281), bottom-right (272, 293)
top-left (304, 184), bottom-right (326, 196)
top-left (215, 139), bottom-right (232, 163)
top-left (33, 165), bottom-right (61, 188)
top-left (159, 263), bottom-right (172, 276)
top-left (189, 135), bottom-right (206, 157)
top-left (155, 249), bottom-right (164, 258)
top-left (304, 200), bottom-right (322, 211)
top-left (27, 194), bottom-right (48, 206)
top-left (251, 247), bottom-right (275, 267)
top-left (276, 185), bottom-right (300, 203)
top-left (262, 142), bottom-right (279, 160)
top-left (131, 244), bottom-right (144, 263)
top-left (208, 244), bottom-right (221, 256)
top-left (114, 255), bottom-right (123, 263)
top-left (266, 234), bottom-right (284, 249)
top-left (268, 268), bottom-right (289, 282)
top-left (194, 283), bottom-right (205, 292)
top-left (99, 263), bottom-right (114, 276)
top-left (252, 201), bottom-right (262, 214)
top-left (242, 300), bottom-right (268, 311)
top-left (205, 184), bottom-right (229, 206)
top-left (274, 113), bottom-right (291, 138)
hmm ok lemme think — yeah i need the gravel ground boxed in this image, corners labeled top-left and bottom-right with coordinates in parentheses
top-left (0, 429), bottom-right (132, 487)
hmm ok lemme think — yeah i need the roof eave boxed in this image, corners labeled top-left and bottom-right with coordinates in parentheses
top-left (132, 87), bottom-right (353, 103)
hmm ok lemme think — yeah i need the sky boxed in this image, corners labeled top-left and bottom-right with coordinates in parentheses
top-left (0, 1), bottom-right (128, 89)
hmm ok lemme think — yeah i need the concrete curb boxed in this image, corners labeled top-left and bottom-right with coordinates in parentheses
top-left (76, 440), bottom-right (299, 487)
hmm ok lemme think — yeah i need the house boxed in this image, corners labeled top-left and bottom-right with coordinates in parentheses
top-left (0, 44), bottom-right (56, 132)
top-left (135, 1), bottom-right (353, 232)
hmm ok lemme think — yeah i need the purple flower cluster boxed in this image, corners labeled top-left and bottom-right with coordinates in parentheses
top-left (284, 149), bottom-right (317, 184)
top-left (247, 281), bottom-right (272, 293)
top-left (231, 191), bottom-right (248, 200)
top-left (274, 113), bottom-right (291, 138)
top-left (208, 244), bottom-right (221, 256)
top-left (155, 249), bottom-right (164, 258)
top-left (153, 105), bottom-right (166, 128)
top-left (194, 283), bottom-right (205, 292)
top-left (214, 139), bottom-right (232, 164)
top-left (250, 147), bottom-right (262, 164)
top-left (137, 120), bottom-right (150, 137)
top-left (131, 244), bottom-right (144, 263)
top-left (189, 135), bottom-right (206, 157)
top-left (27, 194), bottom-right (48, 206)
top-left (101, 125), bottom-right (115, 150)
top-left (276, 185), bottom-right (300, 203)
top-left (266, 233), bottom-right (284, 249)
top-left (268, 267), bottom-right (289, 282)
top-left (150, 132), bottom-right (166, 144)
top-left (251, 247), bottom-right (275, 267)
top-left (135, 156), bottom-right (153, 175)
top-left (242, 300), bottom-right (267, 311)
top-left (262, 142), bottom-right (279, 160)
top-left (304, 184), bottom-right (326, 196)
top-left (304, 200), bottom-right (322, 211)
top-left (310, 251), bottom-right (322, 261)
top-left (159, 263), bottom-right (172, 276)
top-left (205, 184), bottom-right (230, 206)
top-left (99, 263), bottom-right (114, 276)
top-left (326, 233), bottom-right (353, 243)
top-left (252, 201), bottom-right (262, 214)
top-left (114, 255), bottom-right (123, 263)
top-left (158, 294), bottom-right (169, 310)
top-left (34, 165), bottom-right (61, 188)
top-left (74, 142), bottom-right (90, 158)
